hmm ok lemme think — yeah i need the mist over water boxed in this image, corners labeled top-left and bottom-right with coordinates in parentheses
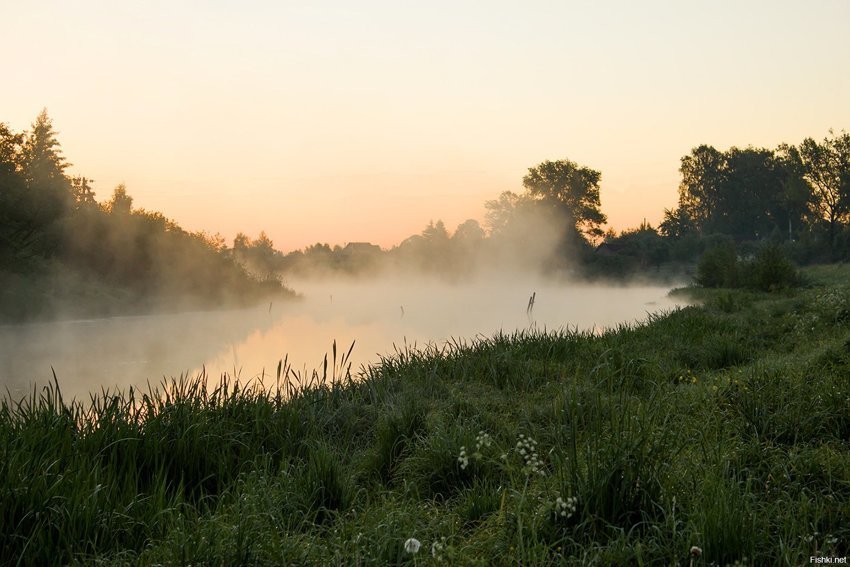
top-left (0, 277), bottom-right (687, 401)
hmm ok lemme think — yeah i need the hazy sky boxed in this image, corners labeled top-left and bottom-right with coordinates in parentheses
top-left (5, 0), bottom-right (850, 250)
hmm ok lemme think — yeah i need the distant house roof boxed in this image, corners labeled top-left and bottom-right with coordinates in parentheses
top-left (343, 242), bottom-right (382, 253)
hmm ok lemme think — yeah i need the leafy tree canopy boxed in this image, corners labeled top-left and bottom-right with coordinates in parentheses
top-left (521, 159), bottom-right (607, 240)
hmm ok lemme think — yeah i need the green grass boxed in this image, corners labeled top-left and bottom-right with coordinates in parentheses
top-left (3, 266), bottom-right (850, 564)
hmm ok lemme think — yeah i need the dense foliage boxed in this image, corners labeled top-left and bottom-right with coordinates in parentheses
top-left (0, 111), bottom-right (292, 321)
top-left (5, 112), bottom-right (848, 294)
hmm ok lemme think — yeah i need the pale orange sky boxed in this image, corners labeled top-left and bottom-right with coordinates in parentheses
top-left (5, 1), bottom-right (850, 251)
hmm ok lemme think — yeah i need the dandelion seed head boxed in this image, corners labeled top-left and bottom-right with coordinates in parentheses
top-left (404, 538), bottom-right (421, 554)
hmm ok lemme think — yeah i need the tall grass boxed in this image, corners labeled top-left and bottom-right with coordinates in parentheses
top-left (2, 269), bottom-right (850, 564)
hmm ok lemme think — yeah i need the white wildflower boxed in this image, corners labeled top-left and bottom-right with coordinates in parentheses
top-left (475, 431), bottom-right (492, 451)
top-left (515, 434), bottom-right (544, 475)
top-left (404, 538), bottom-right (421, 554)
top-left (457, 446), bottom-right (469, 470)
top-left (553, 495), bottom-right (578, 519)
top-left (431, 536), bottom-right (447, 560)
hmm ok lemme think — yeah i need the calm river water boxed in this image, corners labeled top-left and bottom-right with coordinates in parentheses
top-left (0, 278), bottom-right (686, 401)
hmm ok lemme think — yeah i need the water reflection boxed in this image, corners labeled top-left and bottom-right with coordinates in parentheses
top-left (0, 306), bottom-right (282, 401)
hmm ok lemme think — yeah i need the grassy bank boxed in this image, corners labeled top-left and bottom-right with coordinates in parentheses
top-left (2, 267), bottom-right (849, 565)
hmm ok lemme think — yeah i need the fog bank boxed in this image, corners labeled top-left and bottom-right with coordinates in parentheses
top-left (1, 276), bottom-right (687, 401)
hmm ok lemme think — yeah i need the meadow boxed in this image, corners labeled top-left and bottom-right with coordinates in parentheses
top-left (2, 265), bottom-right (849, 565)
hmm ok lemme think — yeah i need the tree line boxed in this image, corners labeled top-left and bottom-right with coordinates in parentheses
top-left (0, 110), bottom-right (290, 321)
top-left (3, 109), bottom-right (848, 319)
top-left (276, 130), bottom-right (849, 281)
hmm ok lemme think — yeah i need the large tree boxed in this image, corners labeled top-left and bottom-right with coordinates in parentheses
top-left (522, 159), bottom-right (607, 239)
top-left (716, 147), bottom-right (787, 239)
top-left (1, 112), bottom-right (74, 266)
top-left (521, 159), bottom-right (607, 241)
top-left (676, 145), bottom-right (725, 233)
top-left (673, 145), bottom-right (805, 241)
top-left (0, 123), bottom-right (33, 269)
top-left (20, 109), bottom-right (73, 224)
top-left (0, 123), bottom-right (23, 176)
top-left (21, 109), bottom-right (70, 188)
top-left (794, 130), bottom-right (850, 253)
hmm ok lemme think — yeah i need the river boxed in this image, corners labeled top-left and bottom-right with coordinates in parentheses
top-left (0, 278), bottom-right (686, 401)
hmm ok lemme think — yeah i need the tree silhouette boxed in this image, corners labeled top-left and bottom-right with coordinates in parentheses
top-left (521, 159), bottom-right (607, 241)
top-left (21, 109), bottom-right (69, 186)
top-left (70, 176), bottom-right (97, 208)
top-left (794, 130), bottom-right (850, 254)
top-left (677, 145), bottom-right (725, 233)
top-left (107, 184), bottom-right (133, 215)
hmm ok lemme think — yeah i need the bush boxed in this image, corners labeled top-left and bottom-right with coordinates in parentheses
top-left (696, 240), bottom-right (800, 292)
top-left (743, 243), bottom-right (800, 291)
top-left (696, 239), bottom-right (738, 288)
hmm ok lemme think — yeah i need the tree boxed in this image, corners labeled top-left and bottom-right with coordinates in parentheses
top-left (674, 145), bottom-right (800, 241)
top-left (776, 144), bottom-right (814, 241)
top-left (251, 231), bottom-right (278, 277)
top-left (421, 219), bottom-right (449, 242)
top-left (107, 184), bottom-right (133, 215)
top-left (21, 109), bottom-right (70, 190)
top-left (659, 206), bottom-right (696, 238)
top-left (231, 231), bottom-right (279, 279)
top-left (417, 220), bottom-right (451, 273)
top-left (717, 147), bottom-right (786, 240)
top-left (614, 220), bottom-right (668, 268)
top-left (19, 109), bottom-right (73, 225)
top-left (452, 219), bottom-right (485, 244)
top-left (70, 176), bottom-right (96, 208)
top-left (484, 191), bottom-right (525, 236)
top-left (0, 123), bottom-right (23, 176)
top-left (677, 145), bottom-right (725, 233)
top-left (233, 232), bottom-right (250, 252)
top-left (0, 123), bottom-right (34, 270)
top-left (521, 159), bottom-right (607, 241)
top-left (794, 130), bottom-right (850, 253)
top-left (1, 112), bottom-right (73, 262)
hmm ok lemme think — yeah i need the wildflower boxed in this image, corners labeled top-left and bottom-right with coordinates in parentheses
top-left (553, 495), bottom-right (578, 519)
top-left (458, 446), bottom-right (469, 470)
top-left (404, 538), bottom-right (421, 554)
top-left (431, 536), bottom-right (447, 560)
top-left (475, 431), bottom-right (492, 451)
top-left (515, 434), bottom-right (544, 475)
top-left (690, 545), bottom-right (702, 557)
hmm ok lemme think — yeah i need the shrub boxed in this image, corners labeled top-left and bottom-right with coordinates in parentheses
top-left (696, 239), bottom-right (738, 288)
top-left (744, 242), bottom-right (800, 291)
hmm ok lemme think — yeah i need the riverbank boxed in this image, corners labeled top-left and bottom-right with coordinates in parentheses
top-left (0, 262), bottom-right (297, 324)
top-left (2, 265), bottom-right (848, 564)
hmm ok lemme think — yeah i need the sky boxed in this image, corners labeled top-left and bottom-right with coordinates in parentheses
top-left (4, 0), bottom-right (850, 251)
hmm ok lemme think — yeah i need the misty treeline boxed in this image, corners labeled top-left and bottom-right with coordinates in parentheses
top-left (278, 159), bottom-right (607, 279)
top-left (276, 130), bottom-right (850, 284)
top-left (3, 109), bottom-right (848, 322)
top-left (172, 127), bottom-right (850, 282)
top-left (0, 110), bottom-right (291, 322)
